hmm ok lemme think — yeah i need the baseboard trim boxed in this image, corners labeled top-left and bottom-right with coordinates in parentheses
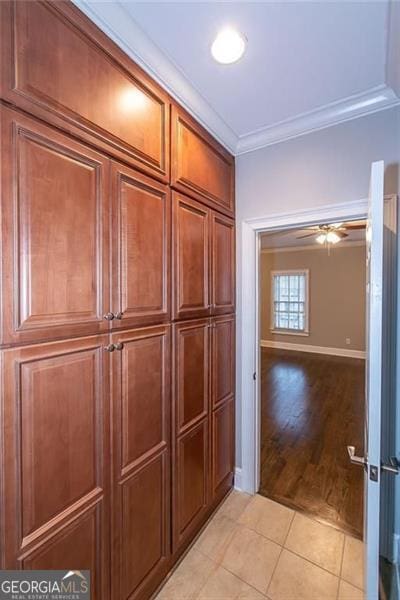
top-left (260, 339), bottom-right (366, 359)
top-left (234, 468), bottom-right (242, 491)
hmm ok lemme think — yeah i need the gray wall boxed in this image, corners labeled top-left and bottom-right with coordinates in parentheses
top-left (235, 105), bottom-right (400, 549)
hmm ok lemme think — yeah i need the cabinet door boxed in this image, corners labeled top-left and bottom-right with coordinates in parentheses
top-left (0, 335), bottom-right (110, 600)
top-left (173, 419), bottom-right (209, 551)
top-left (174, 320), bottom-right (210, 435)
top-left (171, 105), bottom-right (234, 216)
top-left (0, 107), bottom-right (110, 345)
top-left (0, 1), bottom-right (170, 181)
top-left (172, 319), bottom-right (210, 551)
top-left (212, 399), bottom-right (234, 501)
top-left (111, 163), bottom-right (170, 329)
top-left (111, 325), bottom-right (171, 600)
top-left (211, 212), bottom-right (235, 315)
top-left (173, 193), bottom-right (210, 320)
top-left (211, 316), bottom-right (235, 409)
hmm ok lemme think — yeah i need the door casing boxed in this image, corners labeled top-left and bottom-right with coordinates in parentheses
top-left (237, 198), bottom-right (369, 494)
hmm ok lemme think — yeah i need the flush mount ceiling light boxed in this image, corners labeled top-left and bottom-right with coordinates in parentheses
top-left (211, 28), bottom-right (247, 64)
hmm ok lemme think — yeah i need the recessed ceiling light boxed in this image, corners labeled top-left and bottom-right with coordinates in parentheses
top-left (211, 28), bottom-right (246, 64)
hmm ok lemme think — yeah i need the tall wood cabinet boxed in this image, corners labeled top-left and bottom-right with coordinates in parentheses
top-left (0, 1), bottom-right (235, 598)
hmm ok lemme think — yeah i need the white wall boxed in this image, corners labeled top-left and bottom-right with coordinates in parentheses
top-left (235, 106), bottom-right (400, 547)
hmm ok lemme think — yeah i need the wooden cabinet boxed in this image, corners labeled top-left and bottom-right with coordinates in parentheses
top-left (110, 326), bottom-right (171, 600)
top-left (111, 163), bottom-right (170, 329)
top-left (211, 316), bottom-right (235, 409)
top-left (172, 320), bottom-right (210, 550)
top-left (171, 105), bottom-right (234, 215)
top-left (211, 316), bottom-right (235, 500)
top-left (211, 213), bottom-right (235, 315)
top-left (0, 1), bottom-right (170, 181)
top-left (0, 107), bottom-right (111, 346)
top-left (173, 193), bottom-right (235, 320)
top-left (0, 335), bottom-right (110, 599)
top-left (174, 319), bottom-right (210, 435)
top-left (0, 1), bottom-right (235, 595)
top-left (173, 420), bottom-right (209, 551)
top-left (173, 193), bottom-right (211, 320)
top-left (212, 398), bottom-right (234, 501)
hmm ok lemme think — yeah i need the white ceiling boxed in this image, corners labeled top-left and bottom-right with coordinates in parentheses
top-left (74, 0), bottom-right (400, 153)
top-left (261, 222), bottom-right (366, 249)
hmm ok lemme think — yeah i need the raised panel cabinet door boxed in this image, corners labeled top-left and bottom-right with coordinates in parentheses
top-left (110, 325), bottom-right (171, 600)
top-left (211, 213), bottom-right (235, 315)
top-left (171, 105), bottom-right (234, 216)
top-left (173, 419), bottom-right (209, 551)
top-left (111, 163), bottom-right (170, 329)
top-left (173, 193), bottom-right (210, 320)
top-left (0, 107), bottom-right (110, 345)
top-left (212, 399), bottom-right (234, 501)
top-left (173, 319), bottom-right (210, 436)
top-left (211, 316), bottom-right (235, 409)
top-left (0, 335), bottom-right (110, 600)
top-left (0, 1), bottom-right (170, 180)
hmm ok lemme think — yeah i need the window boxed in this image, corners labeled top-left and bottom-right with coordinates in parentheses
top-left (271, 270), bottom-right (309, 334)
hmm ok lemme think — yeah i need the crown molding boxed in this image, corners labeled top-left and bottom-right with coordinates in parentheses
top-left (73, 1), bottom-right (400, 156)
top-left (72, 0), bottom-right (238, 153)
top-left (236, 84), bottom-right (400, 155)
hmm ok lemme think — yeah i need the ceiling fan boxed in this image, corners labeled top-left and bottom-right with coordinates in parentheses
top-left (296, 221), bottom-right (366, 245)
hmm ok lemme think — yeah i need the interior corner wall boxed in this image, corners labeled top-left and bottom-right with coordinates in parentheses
top-left (260, 244), bottom-right (366, 352)
top-left (235, 106), bottom-right (400, 480)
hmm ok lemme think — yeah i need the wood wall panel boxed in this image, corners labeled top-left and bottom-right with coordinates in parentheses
top-left (211, 213), bottom-right (235, 315)
top-left (111, 163), bottom-right (170, 329)
top-left (212, 399), bottom-right (234, 501)
top-left (110, 326), bottom-right (170, 599)
top-left (115, 453), bottom-right (170, 600)
top-left (172, 193), bottom-right (210, 320)
top-left (0, 335), bottom-right (110, 596)
top-left (0, 107), bottom-right (110, 346)
top-left (211, 316), bottom-right (235, 409)
top-left (173, 419), bottom-right (209, 551)
top-left (174, 320), bottom-right (210, 436)
top-left (111, 325), bottom-right (170, 473)
top-left (171, 105), bottom-right (234, 215)
top-left (0, 1), bottom-right (170, 180)
top-left (22, 506), bottom-right (103, 600)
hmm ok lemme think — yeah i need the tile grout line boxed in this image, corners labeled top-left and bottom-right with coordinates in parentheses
top-left (220, 562), bottom-right (274, 598)
top-left (265, 511), bottom-right (295, 597)
top-left (165, 494), bottom-right (363, 600)
top-left (336, 534), bottom-right (347, 600)
top-left (240, 511), bottom-right (344, 581)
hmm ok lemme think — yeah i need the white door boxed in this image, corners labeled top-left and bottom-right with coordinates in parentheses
top-left (348, 162), bottom-right (398, 599)
top-left (364, 160), bottom-right (385, 599)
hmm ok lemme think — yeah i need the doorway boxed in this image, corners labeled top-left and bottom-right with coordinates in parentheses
top-left (258, 222), bottom-right (366, 537)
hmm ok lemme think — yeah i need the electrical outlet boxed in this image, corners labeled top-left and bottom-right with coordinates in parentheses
top-left (346, 338), bottom-right (351, 345)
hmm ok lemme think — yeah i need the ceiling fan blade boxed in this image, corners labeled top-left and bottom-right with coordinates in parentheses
top-left (337, 231), bottom-right (349, 238)
top-left (344, 224), bottom-right (366, 230)
top-left (296, 233), bottom-right (317, 239)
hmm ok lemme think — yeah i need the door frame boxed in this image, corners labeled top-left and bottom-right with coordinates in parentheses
top-left (238, 198), bottom-right (369, 494)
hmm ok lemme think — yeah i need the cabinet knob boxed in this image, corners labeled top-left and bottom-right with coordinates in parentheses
top-left (114, 312), bottom-right (124, 320)
top-left (114, 342), bottom-right (124, 351)
top-left (104, 344), bottom-right (115, 352)
top-left (103, 312), bottom-right (114, 321)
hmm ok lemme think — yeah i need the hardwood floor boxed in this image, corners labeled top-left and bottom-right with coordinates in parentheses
top-left (259, 348), bottom-right (365, 538)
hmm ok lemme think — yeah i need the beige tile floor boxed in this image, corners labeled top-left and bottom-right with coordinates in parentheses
top-left (156, 491), bottom-right (364, 600)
